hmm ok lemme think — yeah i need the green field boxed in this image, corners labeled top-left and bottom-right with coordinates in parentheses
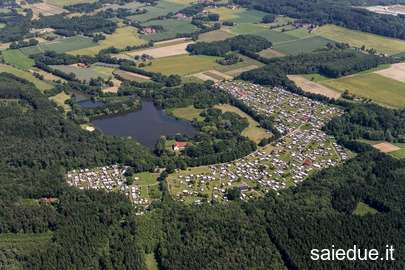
top-left (315, 24), bottom-right (405, 55)
top-left (128, 0), bottom-right (186, 22)
top-left (353, 202), bottom-right (378, 216)
top-left (168, 105), bottom-right (204, 121)
top-left (206, 7), bottom-right (268, 23)
top-left (214, 104), bottom-right (272, 144)
top-left (144, 55), bottom-right (222, 76)
top-left (49, 91), bottom-right (71, 112)
top-left (273, 36), bottom-right (332, 55)
top-left (69, 27), bottom-right (146, 56)
top-left (390, 148), bottom-right (405, 159)
top-left (44, 0), bottom-right (96, 7)
top-left (50, 64), bottom-right (113, 81)
top-left (321, 73), bottom-right (405, 108)
top-left (141, 19), bottom-right (198, 42)
top-left (2, 49), bottom-right (34, 69)
top-left (198, 29), bottom-right (235, 42)
top-left (20, 36), bottom-right (96, 56)
top-left (0, 64), bottom-right (53, 91)
top-left (133, 172), bottom-right (160, 186)
top-left (145, 253), bottom-right (159, 270)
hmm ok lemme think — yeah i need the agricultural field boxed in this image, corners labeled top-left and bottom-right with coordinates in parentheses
top-left (206, 7), bottom-right (268, 24)
top-left (50, 64), bottom-right (114, 81)
top-left (0, 64), bottom-right (53, 91)
top-left (198, 29), bottom-right (235, 42)
top-left (216, 54), bottom-right (264, 75)
top-left (114, 69), bottom-right (151, 82)
top-left (375, 62), bottom-right (405, 83)
top-left (168, 105), bottom-right (204, 121)
top-left (314, 24), bottom-right (405, 55)
top-left (2, 49), bottom-right (34, 69)
top-left (127, 0), bottom-right (186, 22)
top-left (258, 48), bottom-right (286, 58)
top-left (320, 73), bottom-right (405, 108)
top-left (20, 36), bottom-right (96, 55)
top-left (43, 0), bottom-right (96, 7)
top-left (288, 75), bottom-right (341, 99)
top-left (69, 27), bottom-right (147, 56)
top-left (49, 91), bottom-right (71, 112)
top-left (141, 19), bottom-right (198, 42)
top-left (144, 55), bottom-right (222, 76)
top-left (272, 36), bottom-right (332, 55)
top-left (127, 41), bottom-right (192, 59)
top-left (29, 2), bottom-right (66, 18)
top-left (214, 104), bottom-right (272, 144)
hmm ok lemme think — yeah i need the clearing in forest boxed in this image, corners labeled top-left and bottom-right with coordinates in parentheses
top-left (372, 142), bottom-right (401, 153)
top-left (214, 104), bottom-right (272, 144)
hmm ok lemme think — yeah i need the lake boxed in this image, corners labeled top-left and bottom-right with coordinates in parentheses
top-left (91, 101), bottom-right (198, 148)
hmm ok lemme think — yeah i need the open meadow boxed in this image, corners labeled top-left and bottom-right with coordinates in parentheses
top-left (375, 63), bottom-right (405, 83)
top-left (49, 91), bottom-right (71, 112)
top-left (127, 41), bottom-right (192, 59)
top-left (214, 104), bottom-right (272, 144)
top-left (69, 27), bottom-right (146, 56)
top-left (141, 19), bottom-right (198, 41)
top-left (314, 24), bottom-right (405, 55)
top-left (127, 0), bottom-right (186, 22)
top-left (0, 64), bottom-right (53, 91)
top-left (50, 64), bottom-right (114, 81)
top-left (168, 105), bottom-right (204, 121)
top-left (321, 73), bottom-right (405, 108)
top-left (43, 0), bottom-right (96, 7)
top-left (20, 36), bottom-right (96, 55)
top-left (2, 49), bottom-right (34, 69)
top-left (144, 55), bottom-right (222, 76)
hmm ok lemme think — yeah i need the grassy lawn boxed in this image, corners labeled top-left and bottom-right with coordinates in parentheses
top-left (353, 202), bottom-right (378, 216)
top-left (144, 55), bottom-right (222, 76)
top-left (272, 36), bottom-right (332, 55)
top-left (2, 49), bottom-right (34, 69)
top-left (142, 19), bottom-right (198, 42)
top-left (49, 91), bottom-right (71, 112)
top-left (133, 172), bottom-right (160, 186)
top-left (168, 105), bottom-right (204, 121)
top-left (214, 104), bottom-right (272, 144)
top-left (320, 73), bottom-right (405, 108)
top-left (0, 64), bottom-right (53, 91)
top-left (69, 27), bottom-right (146, 56)
top-left (315, 24), bottom-right (405, 55)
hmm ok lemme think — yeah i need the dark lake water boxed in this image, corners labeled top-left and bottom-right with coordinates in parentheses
top-left (91, 101), bottom-right (197, 148)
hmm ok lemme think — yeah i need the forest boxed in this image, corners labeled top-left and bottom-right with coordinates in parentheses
top-left (187, 35), bottom-right (272, 56)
